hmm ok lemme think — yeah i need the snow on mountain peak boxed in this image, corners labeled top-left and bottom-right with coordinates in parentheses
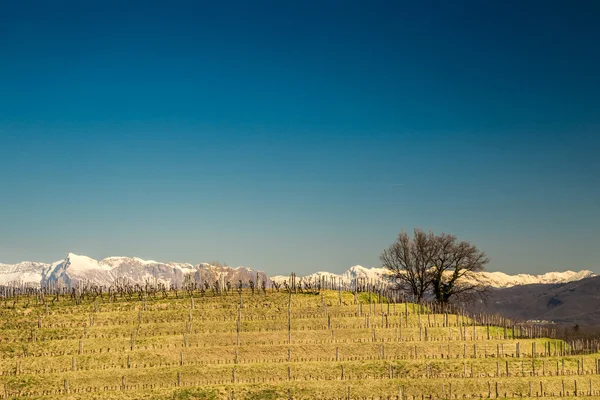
top-left (0, 253), bottom-right (595, 290)
top-left (102, 256), bottom-right (158, 266)
top-left (0, 254), bottom-right (268, 288)
top-left (465, 269), bottom-right (596, 288)
top-left (66, 253), bottom-right (113, 272)
top-left (271, 266), bottom-right (596, 289)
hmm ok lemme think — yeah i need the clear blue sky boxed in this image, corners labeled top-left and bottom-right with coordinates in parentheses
top-left (1, 1), bottom-right (599, 275)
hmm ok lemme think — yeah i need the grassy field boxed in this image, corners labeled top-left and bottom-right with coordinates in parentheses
top-left (0, 288), bottom-right (599, 399)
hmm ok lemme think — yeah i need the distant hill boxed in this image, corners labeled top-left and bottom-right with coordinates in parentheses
top-left (466, 275), bottom-right (600, 326)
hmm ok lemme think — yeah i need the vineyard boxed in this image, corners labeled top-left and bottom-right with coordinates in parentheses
top-left (1, 282), bottom-right (600, 399)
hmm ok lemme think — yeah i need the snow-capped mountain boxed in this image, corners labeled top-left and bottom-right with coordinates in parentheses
top-left (0, 253), bottom-right (267, 288)
top-left (271, 265), bottom-right (390, 286)
top-left (464, 269), bottom-right (596, 288)
top-left (0, 254), bottom-right (595, 290)
top-left (271, 266), bottom-right (596, 289)
top-left (0, 261), bottom-right (55, 286)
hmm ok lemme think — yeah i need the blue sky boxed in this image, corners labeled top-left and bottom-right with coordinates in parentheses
top-left (1, 1), bottom-right (599, 275)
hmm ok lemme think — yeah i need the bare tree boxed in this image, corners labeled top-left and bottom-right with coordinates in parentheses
top-left (380, 229), bottom-right (435, 302)
top-left (431, 233), bottom-right (489, 304)
top-left (381, 229), bottom-right (489, 304)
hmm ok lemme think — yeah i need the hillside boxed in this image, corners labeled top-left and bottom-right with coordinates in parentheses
top-left (468, 276), bottom-right (600, 326)
top-left (1, 286), bottom-right (600, 399)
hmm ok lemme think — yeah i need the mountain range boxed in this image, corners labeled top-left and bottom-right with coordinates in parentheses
top-left (271, 266), bottom-right (595, 289)
top-left (0, 253), bottom-right (267, 288)
top-left (0, 253), bottom-right (594, 291)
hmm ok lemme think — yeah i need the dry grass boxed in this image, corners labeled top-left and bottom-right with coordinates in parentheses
top-left (0, 289), bottom-right (598, 399)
